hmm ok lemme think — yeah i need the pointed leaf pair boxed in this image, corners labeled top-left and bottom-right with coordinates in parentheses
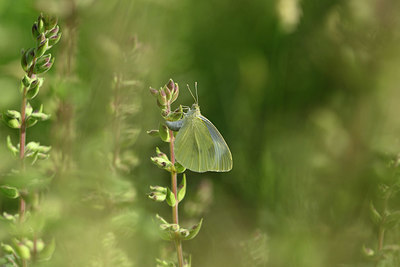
top-left (0, 186), bottom-right (20, 199)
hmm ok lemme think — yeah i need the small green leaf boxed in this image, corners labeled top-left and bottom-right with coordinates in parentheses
top-left (156, 258), bottom-right (176, 267)
top-left (2, 212), bottom-right (17, 223)
top-left (37, 238), bottom-right (55, 262)
top-left (37, 14), bottom-right (45, 33)
top-left (147, 129), bottom-right (159, 137)
top-left (181, 218), bottom-right (203, 241)
top-left (30, 112), bottom-right (50, 121)
top-left (362, 245), bottom-right (375, 257)
top-left (21, 74), bottom-right (33, 87)
top-left (6, 136), bottom-right (18, 156)
top-left (21, 48), bottom-right (35, 72)
top-left (151, 150), bottom-right (173, 172)
top-left (26, 78), bottom-right (44, 99)
top-left (148, 186), bottom-right (167, 202)
top-left (165, 188), bottom-right (176, 207)
top-left (14, 242), bottom-right (31, 260)
top-left (177, 174), bottom-right (186, 202)
top-left (5, 110), bottom-right (21, 120)
top-left (1, 243), bottom-right (15, 255)
top-left (369, 201), bottom-right (382, 225)
top-left (156, 214), bottom-right (177, 241)
top-left (25, 102), bottom-right (33, 117)
top-left (0, 186), bottom-right (20, 199)
top-left (26, 117), bottom-right (38, 128)
top-left (165, 105), bottom-right (183, 121)
top-left (159, 123), bottom-right (170, 142)
top-left (175, 162), bottom-right (186, 174)
top-left (2, 115), bottom-right (20, 129)
top-left (383, 210), bottom-right (400, 229)
top-left (36, 239), bottom-right (45, 253)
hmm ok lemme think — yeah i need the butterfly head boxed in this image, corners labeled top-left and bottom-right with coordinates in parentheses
top-left (187, 103), bottom-right (200, 117)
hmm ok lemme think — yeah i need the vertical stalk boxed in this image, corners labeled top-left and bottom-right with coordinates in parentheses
top-left (112, 74), bottom-right (121, 169)
top-left (167, 101), bottom-right (184, 267)
top-left (19, 63), bottom-right (35, 267)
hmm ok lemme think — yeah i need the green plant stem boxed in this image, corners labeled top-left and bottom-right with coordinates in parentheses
top-left (169, 129), bottom-right (184, 267)
top-left (112, 74), bottom-right (121, 169)
top-left (19, 86), bottom-right (27, 167)
top-left (377, 226), bottom-right (385, 251)
top-left (19, 61), bottom-right (35, 267)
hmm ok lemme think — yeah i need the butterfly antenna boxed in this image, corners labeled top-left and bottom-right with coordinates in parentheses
top-left (187, 84), bottom-right (197, 103)
top-left (195, 82), bottom-right (199, 104)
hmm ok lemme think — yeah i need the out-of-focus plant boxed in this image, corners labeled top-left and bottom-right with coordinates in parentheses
top-left (0, 13), bottom-right (61, 266)
top-left (84, 36), bottom-right (142, 267)
top-left (363, 156), bottom-right (400, 266)
top-left (148, 79), bottom-right (203, 267)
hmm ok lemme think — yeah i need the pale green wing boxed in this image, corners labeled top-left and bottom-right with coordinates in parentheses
top-left (199, 115), bottom-right (232, 172)
top-left (174, 115), bottom-right (232, 173)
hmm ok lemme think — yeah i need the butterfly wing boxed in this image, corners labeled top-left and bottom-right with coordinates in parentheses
top-left (174, 115), bottom-right (232, 172)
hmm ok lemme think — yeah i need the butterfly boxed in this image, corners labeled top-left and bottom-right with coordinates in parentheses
top-left (166, 85), bottom-right (232, 173)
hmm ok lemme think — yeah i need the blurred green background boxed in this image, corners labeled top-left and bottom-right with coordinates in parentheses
top-left (1, 0), bottom-right (400, 266)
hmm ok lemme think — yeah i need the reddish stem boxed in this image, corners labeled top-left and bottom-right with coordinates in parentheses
top-left (168, 103), bottom-right (184, 266)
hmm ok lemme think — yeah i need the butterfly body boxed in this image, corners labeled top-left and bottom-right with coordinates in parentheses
top-left (166, 104), bottom-right (233, 173)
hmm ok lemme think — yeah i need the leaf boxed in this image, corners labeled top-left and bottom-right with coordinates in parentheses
top-left (159, 123), bottom-right (170, 142)
top-left (383, 211), bottom-right (400, 229)
top-left (25, 102), bottom-right (33, 117)
top-left (1, 243), bottom-right (15, 255)
top-left (147, 129), bottom-right (159, 137)
top-left (156, 214), bottom-right (178, 241)
top-left (369, 202), bottom-right (382, 225)
top-left (26, 117), bottom-right (38, 128)
top-left (175, 162), bottom-right (186, 174)
top-left (165, 188), bottom-right (176, 207)
top-left (37, 238), bottom-right (55, 262)
top-left (148, 186), bottom-right (167, 202)
top-left (14, 242), bottom-right (30, 260)
top-left (2, 115), bottom-right (20, 129)
top-left (177, 174), bottom-right (186, 202)
top-left (0, 186), bottom-right (20, 199)
top-left (5, 110), bottom-right (21, 120)
top-left (6, 136), bottom-right (18, 156)
top-left (181, 218), bottom-right (203, 241)
top-left (30, 112), bottom-right (50, 121)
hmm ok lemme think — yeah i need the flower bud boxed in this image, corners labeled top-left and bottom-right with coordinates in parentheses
top-left (171, 82), bottom-right (179, 103)
top-left (165, 86), bottom-right (172, 100)
top-left (151, 156), bottom-right (173, 170)
top-left (36, 39), bottom-right (49, 57)
top-left (32, 23), bottom-right (40, 39)
top-left (21, 48), bottom-right (35, 72)
top-left (167, 79), bottom-right (175, 90)
top-left (156, 147), bottom-right (169, 161)
top-left (27, 78), bottom-right (44, 99)
top-left (157, 88), bottom-right (168, 107)
top-left (43, 14), bottom-right (58, 31)
top-left (36, 54), bottom-right (51, 66)
top-left (34, 57), bottom-right (54, 74)
top-left (37, 15), bottom-right (45, 33)
top-left (149, 87), bottom-right (158, 97)
top-left (36, 33), bottom-right (46, 46)
top-left (21, 74), bottom-right (33, 88)
top-left (48, 32), bottom-right (62, 48)
top-left (46, 25), bottom-right (59, 38)
top-left (148, 185), bottom-right (168, 202)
